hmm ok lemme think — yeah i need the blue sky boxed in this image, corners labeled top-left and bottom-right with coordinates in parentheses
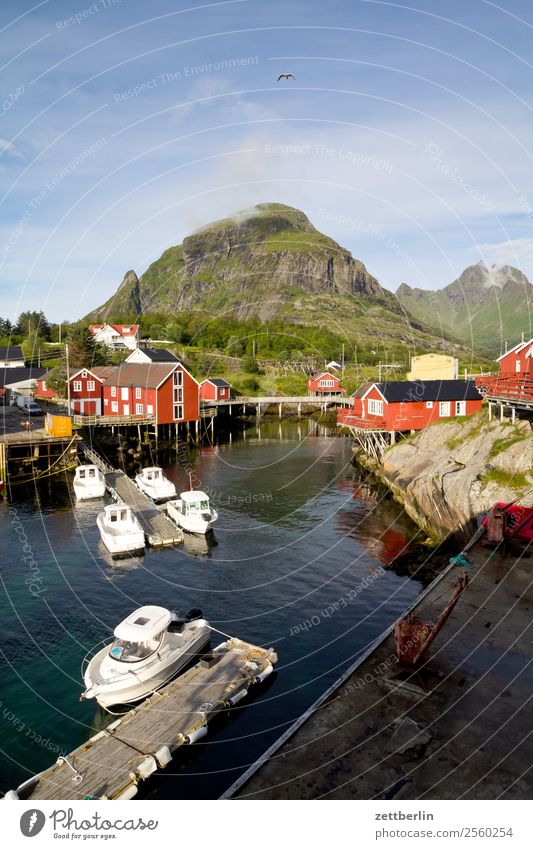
top-left (1, 0), bottom-right (533, 321)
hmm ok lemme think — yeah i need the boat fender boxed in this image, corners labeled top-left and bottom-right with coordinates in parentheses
top-left (227, 689), bottom-right (248, 707)
top-left (184, 725), bottom-right (208, 744)
top-left (131, 755), bottom-right (157, 781)
top-left (115, 784), bottom-right (138, 800)
top-left (254, 664), bottom-right (274, 684)
top-left (3, 790), bottom-right (19, 800)
top-left (154, 745), bottom-right (172, 768)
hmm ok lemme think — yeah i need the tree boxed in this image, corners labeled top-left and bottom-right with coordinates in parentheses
top-left (63, 324), bottom-right (105, 370)
top-left (45, 368), bottom-right (66, 399)
top-left (243, 355), bottom-right (260, 374)
top-left (17, 310), bottom-right (50, 340)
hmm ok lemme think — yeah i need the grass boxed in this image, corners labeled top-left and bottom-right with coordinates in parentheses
top-left (481, 469), bottom-right (530, 490)
top-left (490, 432), bottom-right (528, 457)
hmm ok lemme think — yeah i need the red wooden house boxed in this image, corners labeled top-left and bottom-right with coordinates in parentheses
top-left (308, 371), bottom-right (345, 396)
top-left (200, 378), bottom-right (232, 402)
top-left (68, 366), bottom-right (117, 415)
top-left (338, 380), bottom-right (482, 432)
top-left (101, 362), bottom-right (199, 424)
top-left (475, 337), bottom-right (533, 403)
top-left (35, 370), bottom-right (56, 400)
top-left (496, 338), bottom-right (533, 377)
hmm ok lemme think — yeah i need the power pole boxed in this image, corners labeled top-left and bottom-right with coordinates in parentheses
top-left (59, 321), bottom-right (61, 345)
top-left (342, 343), bottom-right (345, 379)
top-left (65, 343), bottom-right (71, 414)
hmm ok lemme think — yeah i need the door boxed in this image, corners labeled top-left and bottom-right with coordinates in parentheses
top-left (123, 404), bottom-right (130, 416)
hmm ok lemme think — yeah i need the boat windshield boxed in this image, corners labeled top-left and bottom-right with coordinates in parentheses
top-left (89, 468), bottom-right (96, 478)
top-left (78, 470), bottom-right (86, 478)
top-left (188, 499), bottom-right (209, 513)
top-left (108, 631), bottom-right (164, 663)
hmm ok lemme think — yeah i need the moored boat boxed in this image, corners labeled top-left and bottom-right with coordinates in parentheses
top-left (73, 465), bottom-right (106, 500)
top-left (482, 501), bottom-right (533, 544)
top-left (81, 605), bottom-right (210, 708)
top-left (96, 504), bottom-right (145, 555)
top-left (166, 490), bottom-right (218, 534)
top-left (135, 466), bottom-right (177, 502)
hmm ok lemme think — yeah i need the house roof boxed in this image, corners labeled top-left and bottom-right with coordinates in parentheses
top-left (496, 338), bottom-right (533, 361)
top-left (89, 323), bottom-right (140, 337)
top-left (0, 366), bottom-right (46, 388)
top-left (310, 371), bottom-right (340, 381)
top-left (69, 365), bottom-right (118, 382)
top-left (202, 378), bottom-right (231, 388)
top-left (0, 345), bottom-right (24, 361)
top-left (103, 362), bottom-right (177, 389)
top-left (127, 347), bottom-right (179, 363)
top-left (359, 380), bottom-right (482, 403)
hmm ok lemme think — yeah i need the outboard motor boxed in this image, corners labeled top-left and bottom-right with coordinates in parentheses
top-left (186, 608), bottom-right (203, 622)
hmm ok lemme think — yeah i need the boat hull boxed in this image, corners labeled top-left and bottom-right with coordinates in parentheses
top-left (74, 483), bottom-right (106, 501)
top-left (83, 627), bottom-right (210, 708)
top-left (135, 475), bottom-right (177, 502)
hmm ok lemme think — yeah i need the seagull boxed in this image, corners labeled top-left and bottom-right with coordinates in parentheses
top-left (277, 73), bottom-right (295, 81)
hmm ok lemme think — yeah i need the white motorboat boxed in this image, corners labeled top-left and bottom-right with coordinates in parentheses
top-left (73, 465), bottom-right (106, 500)
top-left (135, 466), bottom-right (177, 501)
top-left (81, 605), bottom-right (210, 708)
top-left (96, 505), bottom-right (145, 555)
top-left (166, 490), bottom-right (218, 534)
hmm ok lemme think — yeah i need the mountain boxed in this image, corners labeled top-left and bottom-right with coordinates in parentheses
top-left (396, 261), bottom-right (533, 352)
top-left (89, 203), bottom-right (470, 354)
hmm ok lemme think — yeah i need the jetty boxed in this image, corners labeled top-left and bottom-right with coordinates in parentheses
top-left (223, 542), bottom-right (532, 800)
top-left (81, 443), bottom-right (182, 547)
top-left (201, 394), bottom-right (353, 418)
top-left (9, 638), bottom-right (277, 801)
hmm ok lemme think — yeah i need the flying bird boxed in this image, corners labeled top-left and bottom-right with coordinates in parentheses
top-left (277, 73), bottom-right (295, 81)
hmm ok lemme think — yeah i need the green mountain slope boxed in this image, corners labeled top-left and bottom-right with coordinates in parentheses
top-left (88, 203), bottom-right (476, 355)
top-left (396, 262), bottom-right (533, 352)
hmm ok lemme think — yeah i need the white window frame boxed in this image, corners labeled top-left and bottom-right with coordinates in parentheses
top-left (439, 401), bottom-right (451, 417)
top-left (135, 387), bottom-right (142, 399)
top-left (111, 386), bottom-right (117, 397)
top-left (121, 387), bottom-right (129, 401)
top-left (86, 380), bottom-right (95, 392)
top-left (426, 401), bottom-right (433, 408)
top-left (173, 370), bottom-right (183, 386)
top-left (319, 378), bottom-right (334, 387)
top-left (147, 404), bottom-right (154, 415)
top-left (516, 360), bottom-right (521, 372)
top-left (135, 403), bottom-right (143, 415)
top-left (368, 398), bottom-right (384, 416)
top-left (111, 401), bottom-right (118, 413)
top-left (73, 380), bottom-right (82, 392)
top-left (455, 400), bottom-right (466, 416)
top-left (173, 403), bottom-right (183, 420)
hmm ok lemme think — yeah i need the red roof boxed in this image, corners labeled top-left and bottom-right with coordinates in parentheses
top-left (89, 323), bottom-right (139, 337)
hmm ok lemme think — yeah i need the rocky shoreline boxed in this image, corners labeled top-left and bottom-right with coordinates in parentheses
top-left (351, 412), bottom-right (533, 544)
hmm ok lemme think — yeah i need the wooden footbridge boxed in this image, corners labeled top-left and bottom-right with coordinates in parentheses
top-left (8, 639), bottom-right (278, 801)
top-left (201, 394), bottom-right (353, 418)
top-left (81, 443), bottom-right (182, 547)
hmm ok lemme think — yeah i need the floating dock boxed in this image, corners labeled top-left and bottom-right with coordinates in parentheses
top-left (81, 443), bottom-right (182, 547)
top-left (9, 638), bottom-right (277, 801)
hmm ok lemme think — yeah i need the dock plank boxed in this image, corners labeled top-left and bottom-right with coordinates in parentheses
top-left (105, 470), bottom-right (182, 547)
top-left (17, 641), bottom-right (277, 801)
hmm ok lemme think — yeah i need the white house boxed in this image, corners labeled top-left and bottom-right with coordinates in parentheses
top-left (0, 345), bottom-right (25, 368)
top-left (88, 323), bottom-right (139, 350)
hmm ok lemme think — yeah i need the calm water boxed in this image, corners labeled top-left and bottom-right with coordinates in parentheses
top-left (0, 421), bottom-right (423, 799)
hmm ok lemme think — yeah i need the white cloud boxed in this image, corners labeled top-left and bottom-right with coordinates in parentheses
top-left (0, 138), bottom-right (24, 159)
top-left (475, 237), bottom-right (533, 265)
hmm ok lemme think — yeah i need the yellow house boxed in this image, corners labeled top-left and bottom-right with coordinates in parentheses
top-left (407, 353), bottom-right (458, 381)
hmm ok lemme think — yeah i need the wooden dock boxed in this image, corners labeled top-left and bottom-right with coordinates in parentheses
top-left (79, 443), bottom-right (182, 547)
top-left (11, 639), bottom-right (278, 801)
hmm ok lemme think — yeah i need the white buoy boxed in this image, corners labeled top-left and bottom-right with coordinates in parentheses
top-left (228, 688), bottom-right (248, 707)
top-left (184, 725), bottom-right (208, 744)
top-left (254, 663), bottom-right (274, 683)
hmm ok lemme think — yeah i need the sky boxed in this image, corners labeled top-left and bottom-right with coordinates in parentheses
top-left (1, 0), bottom-right (533, 322)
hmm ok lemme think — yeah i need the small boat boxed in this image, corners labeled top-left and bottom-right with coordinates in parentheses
top-left (96, 505), bottom-right (145, 555)
top-left (81, 605), bottom-right (210, 708)
top-left (73, 465), bottom-right (106, 500)
top-left (166, 490), bottom-right (218, 534)
top-left (135, 466), bottom-right (177, 501)
top-left (482, 501), bottom-right (533, 544)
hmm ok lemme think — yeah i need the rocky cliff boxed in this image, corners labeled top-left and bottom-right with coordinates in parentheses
top-left (356, 414), bottom-right (533, 543)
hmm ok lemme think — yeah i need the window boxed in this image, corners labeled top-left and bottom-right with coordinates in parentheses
top-left (104, 398), bottom-right (108, 406)
top-left (173, 403), bottom-right (183, 420)
top-left (455, 400), bottom-right (466, 416)
top-left (87, 380), bottom-right (95, 392)
top-left (173, 387), bottom-right (183, 403)
top-left (173, 370), bottom-right (183, 386)
top-left (439, 401), bottom-right (451, 417)
top-left (368, 399), bottom-right (384, 416)
top-left (136, 403), bottom-right (143, 415)
top-left (81, 370), bottom-right (87, 378)
top-left (147, 404), bottom-right (154, 415)
top-left (516, 360), bottom-right (521, 372)
top-left (426, 401), bottom-right (433, 409)
top-left (73, 380), bottom-right (82, 392)
top-left (42, 381), bottom-right (47, 391)
top-left (135, 387), bottom-right (142, 399)
top-left (121, 387), bottom-right (129, 400)
top-left (111, 386), bottom-right (117, 397)
top-left (111, 401), bottom-right (118, 412)
top-left (319, 379), bottom-right (334, 387)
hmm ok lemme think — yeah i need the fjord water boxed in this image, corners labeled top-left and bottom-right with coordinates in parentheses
top-left (0, 422), bottom-right (422, 799)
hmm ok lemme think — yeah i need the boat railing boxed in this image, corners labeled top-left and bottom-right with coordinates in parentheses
top-left (80, 638), bottom-right (111, 679)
